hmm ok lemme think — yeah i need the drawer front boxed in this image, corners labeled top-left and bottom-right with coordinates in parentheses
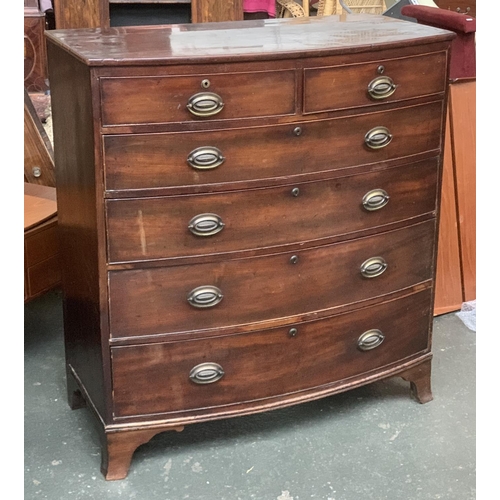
top-left (25, 220), bottom-right (59, 267)
top-left (108, 220), bottom-right (435, 338)
top-left (304, 51), bottom-right (447, 114)
top-left (104, 101), bottom-right (443, 192)
top-left (111, 289), bottom-right (432, 418)
top-left (100, 70), bottom-right (296, 126)
top-left (26, 254), bottom-right (61, 298)
top-left (106, 159), bottom-right (438, 263)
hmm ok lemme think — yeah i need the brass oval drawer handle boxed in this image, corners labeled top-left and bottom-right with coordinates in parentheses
top-left (188, 213), bottom-right (225, 237)
top-left (367, 76), bottom-right (397, 100)
top-left (186, 92), bottom-right (224, 117)
top-left (360, 256), bottom-right (388, 278)
top-left (362, 189), bottom-right (390, 211)
top-left (187, 146), bottom-right (225, 170)
top-left (187, 285), bottom-right (223, 308)
top-left (189, 362), bottom-right (225, 384)
top-left (357, 329), bottom-right (385, 351)
top-left (364, 127), bottom-right (393, 150)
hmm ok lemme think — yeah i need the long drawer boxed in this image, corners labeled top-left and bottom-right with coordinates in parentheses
top-left (103, 101), bottom-right (443, 192)
top-left (108, 220), bottom-right (435, 339)
top-left (106, 159), bottom-right (438, 263)
top-left (100, 70), bottom-right (297, 126)
top-left (111, 288), bottom-right (432, 418)
top-left (303, 51), bottom-right (447, 114)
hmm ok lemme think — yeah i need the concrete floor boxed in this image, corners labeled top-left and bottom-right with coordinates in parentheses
top-left (24, 288), bottom-right (475, 499)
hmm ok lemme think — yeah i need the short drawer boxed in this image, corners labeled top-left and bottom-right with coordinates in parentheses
top-left (103, 100), bottom-right (443, 192)
top-left (25, 218), bottom-right (60, 267)
top-left (100, 70), bottom-right (296, 126)
top-left (108, 220), bottom-right (435, 338)
top-left (106, 159), bottom-right (438, 263)
top-left (24, 217), bottom-right (61, 301)
top-left (111, 288), bottom-right (432, 418)
top-left (304, 51), bottom-right (447, 114)
top-left (25, 254), bottom-right (61, 299)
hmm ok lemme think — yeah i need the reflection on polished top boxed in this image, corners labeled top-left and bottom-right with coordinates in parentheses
top-left (45, 14), bottom-right (455, 66)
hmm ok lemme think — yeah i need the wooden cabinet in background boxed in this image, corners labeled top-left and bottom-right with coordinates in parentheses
top-left (24, 0), bottom-right (49, 92)
top-left (24, 183), bottom-right (61, 302)
top-left (53, 0), bottom-right (244, 28)
top-left (191, 0), bottom-right (242, 22)
top-left (24, 90), bottom-right (61, 303)
top-left (54, 0), bottom-right (109, 28)
top-left (434, 79), bottom-right (476, 314)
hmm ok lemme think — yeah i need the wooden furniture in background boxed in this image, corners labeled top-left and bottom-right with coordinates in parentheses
top-left (24, 0), bottom-right (49, 92)
top-left (435, 0), bottom-right (475, 17)
top-left (24, 183), bottom-right (61, 302)
top-left (24, 89), bottom-right (56, 187)
top-left (401, 4), bottom-right (475, 315)
top-left (191, 0), bottom-right (242, 22)
top-left (46, 15), bottom-right (453, 480)
top-left (432, 106), bottom-right (463, 313)
top-left (53, 0), bottom-right (108, 28)
top-left (24, 89), bottom-right (61, 302)
top-left (446, 81), bottom-right (476, 305)
top-left (53, 0), bottom-right (244, 27)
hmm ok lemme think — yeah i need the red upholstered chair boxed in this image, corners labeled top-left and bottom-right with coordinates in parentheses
top-left (401, 4), bottom-right (475, 80)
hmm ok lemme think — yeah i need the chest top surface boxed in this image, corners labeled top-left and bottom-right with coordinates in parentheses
top-left (45, 14), bottom-right (455, 66)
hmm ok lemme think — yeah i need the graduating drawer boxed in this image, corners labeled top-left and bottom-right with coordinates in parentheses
top-left (100, 70), bottom-right (296, 126)
top-left (103, 100), bottom-right (443, 193)
top-left (106, 159), bottom-right (438, 263)
top-left (304, 51), bottom-right (447, 114)
top-left (111, 289), bottom-right (432, 418)
top-left (108, 220), bottom-right (435, 339)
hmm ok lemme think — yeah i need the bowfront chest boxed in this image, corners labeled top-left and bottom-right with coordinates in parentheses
top-left (46, 16), bottom-right (454, 480)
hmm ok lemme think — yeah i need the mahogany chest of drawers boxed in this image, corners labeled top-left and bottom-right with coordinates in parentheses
top-left (46, 15), bottom-right (454, 480)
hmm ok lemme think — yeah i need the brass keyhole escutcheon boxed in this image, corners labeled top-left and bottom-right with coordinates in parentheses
top-left (289, 328), bottom-right (298, 338)
top-left (201, 79), bottom-right (210, 89)
top-left (293, 127), bottom-right (302, 136)
top-left (291, 187), bottom-right (300, 197)
top-left (290, 255), bottom-right (299, 264)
